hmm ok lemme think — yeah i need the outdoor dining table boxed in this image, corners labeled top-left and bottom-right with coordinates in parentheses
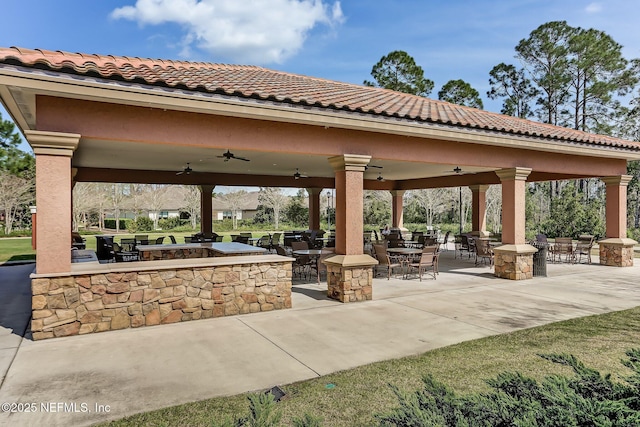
top-left (292, 248), bottom-right (334, 283)
top-left (387, 247), bottom-right (424, 278)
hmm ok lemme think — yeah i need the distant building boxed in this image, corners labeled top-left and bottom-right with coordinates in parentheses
top-left (213, 191), bottom-right (261, 221)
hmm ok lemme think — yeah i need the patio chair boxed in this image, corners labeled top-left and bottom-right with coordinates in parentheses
top-left (387, 234), bottom-right (404, 248)
top-left (135, 235), bottom-right (149, 245)
top-left (168, 235), bottom-right (177, 244)
top-left (275, 245), bottom-right (290, 257)
top-left (439, 231), bottom-right (451, 252)
top-left (256, 235), bottom-right (273, 252)
top-left (363, 231), bottom-right (372, 247)
top-left (120, 238), bottom-right (137, 252)
top-left (113, 242), bottom-right (138, 262)
top-left (468, 236), bottom-right (477, 259)
top-left (474, 239), bottom-right (494, 266)
top-left (232, 235), bottom-right (250, 244)
top-left (316, 248), bottom-right (335, 282)
top-left (551, 237), bottom-right (574, 263)
top-left (71, 232), bottom-right (86, 250)
top-left (283, 234), bottom-right (297, 247)
top-left (201, 232), bottom-right (218, 242)
top-left (574, 235), bottom-right (595, 264)
top-left (154, 236), bottom-right (165, 244)
top-left (406, 245), bottom-right (438, 281)
top-left (291, 241), bottom-right (313, 279)
top-left (455, 234), bottom-right (472, 258)
top-left (372, 243), bottom-right (403, 280)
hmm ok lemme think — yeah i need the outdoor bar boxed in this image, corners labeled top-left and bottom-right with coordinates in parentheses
top-left (30, 253), bottom-right (293, 340)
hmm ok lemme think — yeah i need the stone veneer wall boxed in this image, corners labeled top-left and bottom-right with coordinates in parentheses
top-left (494, 253), bottom-right (533, 280)
top-left (326, 265), bottom-right (373, 302)
top-left (31, 261), bottom-right (292, 340)
top-left (599, 243), bottom-right (634, 267)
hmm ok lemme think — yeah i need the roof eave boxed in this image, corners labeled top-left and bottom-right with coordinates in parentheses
top-left (2, 64), bottom-right (640, 161)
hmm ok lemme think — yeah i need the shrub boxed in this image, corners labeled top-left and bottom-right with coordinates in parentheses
top-left (377, 348), bottom-right (640, 426)
top-left (103, 219), bottom-right (130, 230)
top-left (628, 227), bottom-right (640, 241)
top-left (127, 216), bottom-right (153, 232)
top-left (158, 216), bottom-right (183, 230)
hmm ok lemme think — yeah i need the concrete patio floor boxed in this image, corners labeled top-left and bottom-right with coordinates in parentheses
top-left (1, 250), bottom-right (639, 426)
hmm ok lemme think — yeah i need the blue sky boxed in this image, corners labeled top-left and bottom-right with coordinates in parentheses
top-left (2, 0), bottom-right (640, 155)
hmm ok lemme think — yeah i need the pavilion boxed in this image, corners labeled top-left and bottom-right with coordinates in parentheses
top-left (1, 46), bottom-right (638, 338)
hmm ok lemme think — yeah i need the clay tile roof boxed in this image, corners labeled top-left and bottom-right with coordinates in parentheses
top-left (1, 46), bottom-right (638, 150)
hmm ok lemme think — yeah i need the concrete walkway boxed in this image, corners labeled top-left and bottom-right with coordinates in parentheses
top-left (1, 252), bottom-right (639, 426)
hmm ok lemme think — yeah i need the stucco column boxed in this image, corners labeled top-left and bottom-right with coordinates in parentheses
top-left (598, 176), bottom-right (636, 267)
top-left (199, 185), bottom-right (215, 235)
top-left (26, 130), bottom-right (80, 274)
top-left (601, 176), bottom-right (632, 239)
top-left (469, 184), bottom-right (489, 237)
top-left (324, 155), bottom-right (378, 303)
top-left (328, 154), bottom-right (370, 255)
top-left (390, 190), bottom-right (405, 229)
top-left (495, 168), bottom-right (531, 245)
top-left (492, 168), bottom-right (536, 280)
top-left (306, 187), bottom-right (322, 230)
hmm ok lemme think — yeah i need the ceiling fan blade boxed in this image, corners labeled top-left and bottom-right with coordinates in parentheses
top-left (235, 156), bottom-right (250, 162)
top-left (367, 164), bottom-right (383, 169)
top-left (176, 171), bottom-right (184, 175)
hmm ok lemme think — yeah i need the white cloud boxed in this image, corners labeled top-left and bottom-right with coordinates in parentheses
top-left (585, 2), bottom-right (603, 13)
top-left (111, 0), bottom-right (344, 63)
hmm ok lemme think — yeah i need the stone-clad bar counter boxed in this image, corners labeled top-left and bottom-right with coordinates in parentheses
top-left (30, 254), bottom-right (292, 340)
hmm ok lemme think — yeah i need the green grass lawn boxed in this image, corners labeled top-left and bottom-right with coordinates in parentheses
top-left (0, 237), bottom-right (35, 262)
top-left (97, 307), bottom-right (640, 427)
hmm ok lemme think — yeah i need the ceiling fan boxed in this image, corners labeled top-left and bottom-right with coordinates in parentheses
top-left (377, 172), bottom-right (386, 182)
top-left (176, 163), bottom-right (193, 175)
top-left (293, 168), bottom-right (309, 179)
top-left (365, 164), bottom-right (383, 170)
top-left (217, 150), bottom-right (250, 162)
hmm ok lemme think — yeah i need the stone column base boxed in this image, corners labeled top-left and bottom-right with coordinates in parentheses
top-left (323, 255), bottom-right (378, 303)
top-left (598, 238), bottom-right (637, 267)
top-left (493, 244), bottom-right (537, 280)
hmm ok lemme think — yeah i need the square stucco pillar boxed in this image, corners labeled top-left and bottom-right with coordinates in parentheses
top-left (469, 184), bottom-right (489, 237)
top-left (26, 130), bottom-right (80, 274)
top-left (324, 155), bottom-right (378, 303)
top-left (493, 168), bottom-right (536, 280)
top-left (599, 176), bottom-right (636, 267)
top-left (306, 187), bottom-right (322, 231)
top-left (390, 190), bottom-right (405, 230)
top-left (199, 185), bottom-right (215, 235)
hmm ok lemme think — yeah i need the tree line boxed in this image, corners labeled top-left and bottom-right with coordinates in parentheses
top-left (364, 20), bottom-right (640, 239)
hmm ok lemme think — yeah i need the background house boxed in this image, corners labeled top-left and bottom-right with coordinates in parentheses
top-left (213, 191), bottom-right (261, 221)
